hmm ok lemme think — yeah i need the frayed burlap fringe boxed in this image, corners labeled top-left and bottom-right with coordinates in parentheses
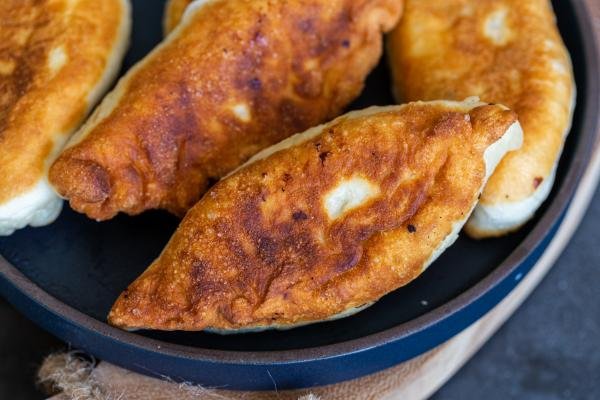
top-left (37, 352), bottom-right (108, 400)
top-left (37, 352), bottom-right (321, 400)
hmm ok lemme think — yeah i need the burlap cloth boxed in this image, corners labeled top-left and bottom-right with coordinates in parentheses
top-left (36, 347), bottom-right (443, 400)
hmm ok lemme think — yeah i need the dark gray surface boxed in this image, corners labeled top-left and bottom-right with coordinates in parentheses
top-left (1, 186), bottom-right (599, 400)
top-left (0, 299), bottom-right (62, 400)
top-left (432, 184), bottom-right (600, 400)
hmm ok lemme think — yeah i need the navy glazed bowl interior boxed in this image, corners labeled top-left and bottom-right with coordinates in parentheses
top-left (0, 0), bottom-right (599, 391)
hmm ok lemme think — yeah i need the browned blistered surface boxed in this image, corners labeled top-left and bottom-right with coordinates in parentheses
top-left (0, 0), bottom-right (127, 204)
top-left (163, 0), bottom-right (191, 34)
top-left (108, 102), bottom-right (518, 331)
top-left (49, 0), bottom-right (403, 221)
top-left (388, 0), bottom-right (574, 206)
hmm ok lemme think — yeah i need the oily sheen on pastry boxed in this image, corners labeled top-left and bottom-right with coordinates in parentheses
top-left (108, 99), bottom-right (523, 333)
top-left (387, 0), bottom-right (575, 238)
top-left (0, 0), bottom-right (131, 235)
top-left (49, 0), bottom-right (403, 221)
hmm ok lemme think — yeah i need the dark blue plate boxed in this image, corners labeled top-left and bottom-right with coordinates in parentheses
top-left (1, 0), bottom-right (598, 391)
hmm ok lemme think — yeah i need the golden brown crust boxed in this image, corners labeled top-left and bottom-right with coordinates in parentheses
top-left (49, 0), bottom-right (403, 221)
top-left (0, 0), bottom-right (129, 204)
top-left (108, 102), bottom-right (518, 331)
top-left (387, 0), bottom-right (575, 206)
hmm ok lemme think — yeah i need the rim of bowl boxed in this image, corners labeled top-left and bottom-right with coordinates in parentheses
top-left (1, 0), bottom-right (598, 367)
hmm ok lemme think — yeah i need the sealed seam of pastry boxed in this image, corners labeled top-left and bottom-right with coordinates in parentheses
top-left (0, 0), bottom-right (131, 235)
top-left (49, 0), bottom-right (403, 221)
top-left (387, 0), bottom-right (576, 238)
top-left (108, 100), bottom-right (523, 332)
top-left (163, 0), bottom-right (202, 34)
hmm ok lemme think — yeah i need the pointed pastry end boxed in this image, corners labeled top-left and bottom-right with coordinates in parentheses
top-left (49, 157), bottom-right (112, 219)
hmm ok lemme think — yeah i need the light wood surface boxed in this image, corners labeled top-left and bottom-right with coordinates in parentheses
top-left (46, 1), bottom-right (600, 399)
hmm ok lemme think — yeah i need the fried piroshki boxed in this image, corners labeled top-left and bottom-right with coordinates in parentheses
top-left (109, 99), bottom-right (523, 332)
